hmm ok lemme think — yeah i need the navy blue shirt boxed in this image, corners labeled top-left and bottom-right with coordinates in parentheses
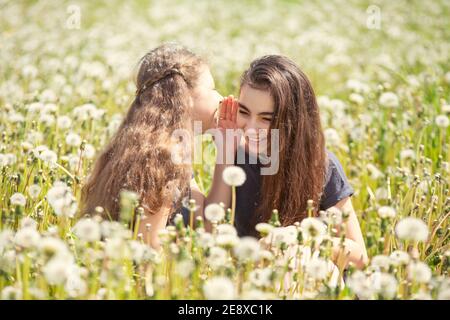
top-left (234, 149), bottom-right (354, 237)
top-left (171, 149), bottom-right (354, 236)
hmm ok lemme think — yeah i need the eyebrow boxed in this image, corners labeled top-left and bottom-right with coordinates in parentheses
top-left (238, 102), bottom-right (274, 116)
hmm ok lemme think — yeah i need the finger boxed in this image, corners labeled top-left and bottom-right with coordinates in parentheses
top-left (231, 99), bottom-right (238, 123)
top-left (226, 97), bottom-right (232, 121)
top-left (219, 98), bottom-right (227, 121)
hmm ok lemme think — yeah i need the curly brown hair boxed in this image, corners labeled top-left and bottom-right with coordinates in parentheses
top-left (81, 44), bottom-right (205, 221)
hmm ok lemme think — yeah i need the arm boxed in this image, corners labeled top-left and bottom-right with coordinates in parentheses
top-left (138, 205), bottom-right (171, 250)
top-left (204, 96), bottom-right (238, 217)
top-left (329, 196), bottom-right (369, 269)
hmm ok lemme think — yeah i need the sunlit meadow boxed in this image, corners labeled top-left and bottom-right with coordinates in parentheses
top-left (0, 0), bottom-right (449, 300)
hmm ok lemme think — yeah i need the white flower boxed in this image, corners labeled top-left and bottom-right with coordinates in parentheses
top-left (216, 233), bottom-right (239, 247)
top-left (175, 259), bottom-right (195, 278)
top-left (305, 257), bottom-right (329, 280)
top-left (0, 250), bottom-right (16, 273)
top-left (204, 203), bottom-right (225, 222)
top-left (27, 184), bottom-right (42, 199)
top-left (435, 114), bottom-right (449, 128)
top-left (104, 238), bottom-right (129, 260)
top-left (248, 268), bottom-right (272, 287)
top-left (377, 206), bottom-right (396, 219)
top-left (46, 181), bottom-right (78, 218)
top-left (407, 261), bottom-right (432, 283)
top-left (376, 273), bottom-right (398, 299)
top-left (65, 133), bottom-right (82, 147)
top-left (366, 163), bottom-right (384, 179)
top-left (324, 128), bottom-right (341, 146)
top-left (39, 113), bottom-right (55, 126)
top-left (57, 115), bottom-right (72, 129)
top-left (269, 226), bottom-right (298, 247)
top-left (375, 187), bottom-right (389, 200)
top-left (319, 207), bottom-right (343, 225)
top-left (255, 223), bottom-right (274, 235)
top-left (389, 250), bottom-right (410, 266)
top-left (0, 154), bottom-right (7, 167)
top-left (10, 193), bottom-right (26, 206)
top-left (216, 224), bottom-right (237, 236)
top-left (438, 286), bottom-right (450, 300)
top-left (73, 218), bottom-right (101, 242)
top-left (233, 237), bottom-right (260, 262)
top-left (40, 89), bottom-right (57, 102)
top-left (39, 149), bottom-right (58, 166)
top-left (65, 274), bottom-right (87, 298)
top-left (349, 93), bottom-right (364, 105)
top-left (0, 229), bottom-right (14, 252)
top-left (38, 237), bottom-right (71, 260)
top-left (400, 149), bottom-right (415, 160)
top-left (1, 153), bottom-right (17, 166)
top-left (300, 217), bottom-right (326, 243)
top-left (371, 255), bottom-right (391, 271)
top-left (445, 72), bottom-right (450, 84)
top-left (67, 154), bottom-right (80, 170)
top-left (43, 258), bottom-right (71, 285)
top-left (129, 240), bottom-right (149, 263)
top-left (81, 143), bottom-right (96, 159)
top-left (1, 286), bottom-right (22, 300)
top-left (203, 277), bottom-right (235, 300)
top-left (14, 227), bottom-right (41, 248)
top-left (379, 92), bottom-right (399, 108)
top-left (20, 217), bottom-right (37, 230)
top-left (395, 217), bottom-right (428, 242)
top-left (347, 270), bottom-right (375, 300)
top-left (442, 103), bottom-right (450, 114)
top-left (207, 246), bottom-right (228, 270)
top-left (197, 231), bottom-right (215, 249)
top-left (222, 166), bottom-right (246, 186)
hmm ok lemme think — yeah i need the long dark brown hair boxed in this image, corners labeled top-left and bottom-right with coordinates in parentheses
top-left (81, 44), bottom-right (205, 220)
top-left (240, 55), bottom-right (328, 228)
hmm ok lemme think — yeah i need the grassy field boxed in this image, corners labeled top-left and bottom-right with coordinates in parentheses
top-left (0, 0), bottom-right (449, 299)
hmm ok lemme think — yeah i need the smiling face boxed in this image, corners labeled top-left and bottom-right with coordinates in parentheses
top-left (191, 65), bottom-right (223, 133)
top-left (237, 84), bottom-right (275, 155)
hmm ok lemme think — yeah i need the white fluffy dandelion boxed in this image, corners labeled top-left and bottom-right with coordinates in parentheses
top-left (207, 246), bottom-right (228, 270)
top-left (10, 193), bottom-right (26, 207)
top-left (73, 218), bottom-right (101, 242)
top-left (27, 184), bottom-right (41, 200)
top-left (233, 237), bottom-right (260, 262)
top-left (379, 92), bottom-right (399, 108)
top-left (14, 227), bottom-right (41, 248)
top-left (407, 261), bottom-right (432, 283)
top-left (377, 206), bottom-right (396, 219)
top-left (389, 250), bottom-right (410, 266)
top-left (305, 257), bottom-right (329, 280)
top-left (300, 217), bottom-right (326, 243)
top-left (39, 149), bottom-right (58, 166)
top-left (395, 217), bottom-right (428, 242)
top-left (203, 276), bottom-right (235, 300)
top-left (46, 181), bottom-right (78, 218)
top-left (269, 226), bottom-right (298, 247)
top-left (204, 203), bottom-right (225, 222)
top-left (43, 258), bottom-right (71, 285)
top-left (57, 115), bottom-right (72, 130)
top-left (65, 132), bottom-right (82, 147)
top-left (222, 166), bottom-right (246, 186)
top-left (435, 114), bottom-right (449, 128)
